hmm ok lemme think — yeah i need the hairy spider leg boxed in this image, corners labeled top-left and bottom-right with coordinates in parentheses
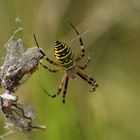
top-left (76, 70), bottom-right (98, 91)
top-left (62, 76), bottom-right (69, 103)
top-left (69, 23), bottom-right (85, 62)
top-left (33, 34), bottom-right (62, 67)
top-left (43, 73), bottom-right (67, 99)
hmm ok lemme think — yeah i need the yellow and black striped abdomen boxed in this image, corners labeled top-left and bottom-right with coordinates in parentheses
top-left (54, 41), bottom-right (75, 68)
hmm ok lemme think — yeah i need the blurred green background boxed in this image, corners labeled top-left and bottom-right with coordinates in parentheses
top-left (0, 0), bottom-right (140, 140)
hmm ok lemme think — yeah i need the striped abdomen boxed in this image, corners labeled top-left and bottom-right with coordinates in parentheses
top-left (54, 41), bottom-right (75, 68)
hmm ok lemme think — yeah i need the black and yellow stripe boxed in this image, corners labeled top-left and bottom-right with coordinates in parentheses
top-left (54, 41), bottom-right (75, 68)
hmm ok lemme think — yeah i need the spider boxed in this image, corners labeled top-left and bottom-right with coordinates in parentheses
top-left (34, 23), bottom-right (98, 103)
top-left (0, 95), bottom-right (46, 131)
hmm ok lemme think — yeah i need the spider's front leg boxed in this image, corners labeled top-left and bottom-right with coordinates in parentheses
top-left (39, 61), bottom-right (62, 73)
top-left (77, 55), bottom-right (90, 70)
top-left (33, 34), bottom-right (62, 68)
top-left (69, 23), bottom-right (85, 62)
top-left (45, 57), bottom-right (62, 67)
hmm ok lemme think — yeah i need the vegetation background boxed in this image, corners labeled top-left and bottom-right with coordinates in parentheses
top-left (0, 0), bottom-right (140, 140)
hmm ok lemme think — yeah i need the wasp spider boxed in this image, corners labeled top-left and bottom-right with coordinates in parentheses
top-left (34, 23), bottom-right (98, 103)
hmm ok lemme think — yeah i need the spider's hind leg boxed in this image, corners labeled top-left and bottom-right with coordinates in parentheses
top-left (62, 76), bottom-right (69, 103)
top-left (76, 70), bottom-right (98, 92)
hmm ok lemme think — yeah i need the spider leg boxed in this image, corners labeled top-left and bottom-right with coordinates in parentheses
top-left (77, 55), bottom-right (90, 70)
top-left (69, 23), bottom-right (85, 62)
top-left (33, 34), bottom-right (61, 67)
top-left (62, 76), bottom-right (69, 103)
top-left (43, 73), bottom-right (67, 99)
top-left (76, 70), bottom-right (98, 91)
top-left (45, 57), bottom-right (62, 67)
top-left (33, 34), bottom-right (46, 57)
top-left (39, 61), bottom-right (62, 73)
